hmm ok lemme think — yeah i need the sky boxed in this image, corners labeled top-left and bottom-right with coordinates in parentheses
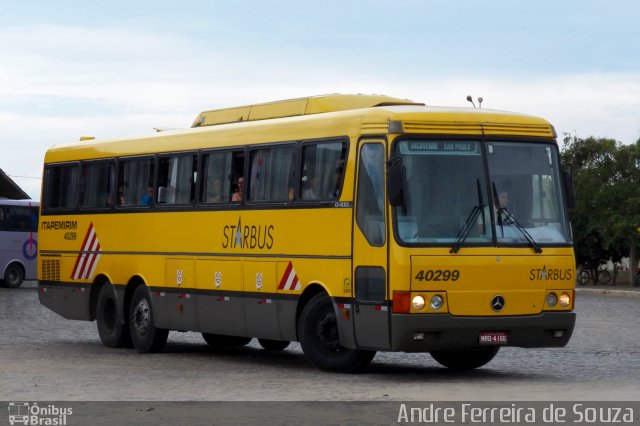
top-left (1, 0), bottom-right (639, 199)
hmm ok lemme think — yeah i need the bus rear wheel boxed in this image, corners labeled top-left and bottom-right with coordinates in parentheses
top-left (202, 333), bottom-right (252, 348)
top-left (3, 263), bottom-right (25, 288)
top-left (430, 346), bottom-right (500, 370)
top-left (298, 293), bottom-right (375, 373)
top-left (96, 283), bottom-right (131, 348)
top-left (129, 285), bottom-right (168, 353)
top-left (258, 339), bottom-right (290, 351)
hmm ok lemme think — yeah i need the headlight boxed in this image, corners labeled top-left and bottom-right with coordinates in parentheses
top-left (430, 295), bottom-right (444, 310)
top-left (412, 295), bottom-right (426, 310)
top-left (559, 292), bottom-right (571, 308)
top-left (546, 292), bottom-right (558, 307)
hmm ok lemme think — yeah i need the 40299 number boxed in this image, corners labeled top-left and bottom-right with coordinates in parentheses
top-left (414, 269), bottom-right (460, 282)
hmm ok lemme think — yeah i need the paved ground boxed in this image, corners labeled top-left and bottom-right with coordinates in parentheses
top-left (0, 281), bottom-right (638, 404)
top-left (575, 282), bottom-right (640, 298)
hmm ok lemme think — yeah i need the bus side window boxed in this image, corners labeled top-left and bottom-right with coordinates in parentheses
top-left (80, 160), bottom-right (115, 209)
top-left (356, 143), bottom-right (385, 246)
top-left (118, 157), bottom-right (154, 207)
top-left (249, 145), bottom-right (296, 202)
top-left (43, 164), bottom-right (79, 210)
top-left (5, 207), bottom-right (34, 232)
top-left (157, 154), bottom-right (196, 205)
top-left (200, 151), bottom-right (234, 204)
top-left (300, 140), bottom-right (346, 201)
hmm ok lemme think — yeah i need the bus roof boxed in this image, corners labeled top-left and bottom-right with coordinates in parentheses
top-left (0, 198), bottom-right (39, 207)
top-left (44, 94), bottom-right (556, 163)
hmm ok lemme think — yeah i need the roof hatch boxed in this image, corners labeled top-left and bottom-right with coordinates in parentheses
top-left (191, 94), bottom-right (423, 128)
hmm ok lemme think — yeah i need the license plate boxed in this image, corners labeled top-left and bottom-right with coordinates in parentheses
top-left (479, 331), bottom-right (508, 345)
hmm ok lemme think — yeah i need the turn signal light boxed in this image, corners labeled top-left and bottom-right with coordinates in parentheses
top-left (392, 291), bottom-right (411, 313)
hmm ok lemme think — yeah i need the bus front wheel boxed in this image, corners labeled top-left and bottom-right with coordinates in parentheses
top-left (298, 293), bottom-right (375, 373)
top-left (129, 285), bottom-right (168, 353)
top-left (3, 263), bottom-right (25, 288)
top-left (430, 346), bottom-right (500, 370)
top-left (96, 283), bottom-right (131, 348)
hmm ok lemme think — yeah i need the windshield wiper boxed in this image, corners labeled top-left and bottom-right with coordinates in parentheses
top-left (451, 179), bottom-right (485, 253)
top-left (492, 182), bottom-right (542, 254)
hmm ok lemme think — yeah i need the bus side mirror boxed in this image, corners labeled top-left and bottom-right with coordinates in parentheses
top-left (387, 158), bottom-right (405, 207)
top-left (562, 169), bottom-right (575, 209)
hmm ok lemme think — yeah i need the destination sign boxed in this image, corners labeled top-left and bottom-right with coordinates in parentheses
top-left (399, 141), bottom-right (480, 155)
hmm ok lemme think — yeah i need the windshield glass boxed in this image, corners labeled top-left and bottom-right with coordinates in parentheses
top-left (393, 140), bottom-right (492, 244)
top-left (392, 139), bottom-right (571, 246)
top-left (486, 142), bottom-right (570, 245)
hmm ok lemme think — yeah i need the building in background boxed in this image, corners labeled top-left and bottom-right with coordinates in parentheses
top-left (0, 169), bottom-right (29, 199)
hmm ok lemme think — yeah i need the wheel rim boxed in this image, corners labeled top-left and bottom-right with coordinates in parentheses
top-left (315, 311), bottom-right (339, 351)
top-left (6, 266), bottom-right (21, 286)
top-left (132, 299), bottom-right (151, 337)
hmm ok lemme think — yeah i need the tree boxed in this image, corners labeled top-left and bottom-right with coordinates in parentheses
top-left (561, 135), bottom-right (640, 284)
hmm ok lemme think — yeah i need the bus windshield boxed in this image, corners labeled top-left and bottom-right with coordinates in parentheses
top-left (393, 139), bottom-right (570, 247)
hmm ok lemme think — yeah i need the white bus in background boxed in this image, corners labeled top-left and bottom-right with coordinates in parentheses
top-left (0, 199), bottom-right (39, 288)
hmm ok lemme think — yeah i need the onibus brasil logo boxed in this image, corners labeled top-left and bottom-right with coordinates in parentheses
top-left (7, 402), bottom-right (72, 425)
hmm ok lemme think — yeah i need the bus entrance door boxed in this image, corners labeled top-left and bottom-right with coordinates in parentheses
top-left (352, 141), bottom-right (390, 350)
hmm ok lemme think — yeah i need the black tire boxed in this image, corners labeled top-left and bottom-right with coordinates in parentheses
top-left (3, 263), bottom-right (25, 288)
top-left (129, 285), bottom-right (168, 353)
top-left (634, 274), bottom-right (640, 287)
top-left (96, 283), bottom-right (131, 348)
top-left (298, 293), bottom-right (375, 373)
top-left (258, 339), bottom-right (290, 351)
top-left (577, 269), bottom-right (592, 286)
top-left (430, 346), bottom-right (500, 370)
top-left (202, 333), bottom-right (252, 348)
top-left (597, 270), bottom-right (612, 285)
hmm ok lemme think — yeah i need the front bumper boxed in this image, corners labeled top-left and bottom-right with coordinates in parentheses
top-left (390, 311), bottom-right (576, 352)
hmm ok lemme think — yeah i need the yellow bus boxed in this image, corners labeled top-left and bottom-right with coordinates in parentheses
top-left (38, 94), bottom-right (576, 372)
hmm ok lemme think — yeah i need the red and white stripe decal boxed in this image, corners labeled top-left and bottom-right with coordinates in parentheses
top-left (70, 223), bottom-right (102, 280)
top-left (278, 261), bottom-right (301, 291)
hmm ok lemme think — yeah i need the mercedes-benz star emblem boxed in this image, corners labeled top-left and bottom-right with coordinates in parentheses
top-left (491, 295), bottom-right (505, 312)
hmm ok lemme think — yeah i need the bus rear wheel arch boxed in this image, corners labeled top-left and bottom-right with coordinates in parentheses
top-left (298, 292), bottom-right (375, 373)
top-left (430, 346), bottom-right (500, 370)
top-left (2, 262), bottom-right (25, 288)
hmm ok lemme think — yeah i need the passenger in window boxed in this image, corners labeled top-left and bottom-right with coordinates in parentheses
top-left (231, 177), bottom-right (244, 201)
top-left (302, 176), bottom-right (317, 200)
top-left (140, 185), bottom-right (153, 205)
